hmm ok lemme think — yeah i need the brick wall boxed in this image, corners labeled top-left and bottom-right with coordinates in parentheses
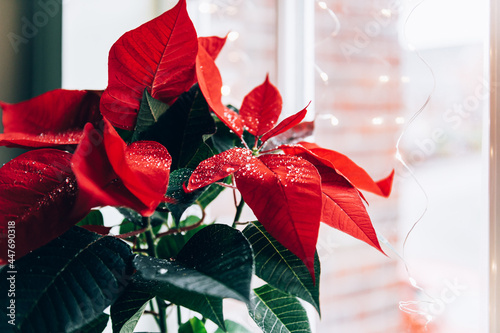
top-left (313, 1), bottom-right (405, 332)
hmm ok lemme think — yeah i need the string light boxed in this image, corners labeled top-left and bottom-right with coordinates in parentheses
top-left (378, 75), bottom-right (389, 83)
top-left (221, 85), bottom-right (231, 96)
top-left (317, 1), bottom-right (328, 9)
top-left (316, 114), bottom-right (339, 126)
top-left (372, 117), bottom-right (384, 125)
top-left (330, 115), bottom-right (339, 126)
top-left (227, 31), bottom-right (239, 41)
top-left (315, 0), bottom-right (341, 37)
top-left (401, 76), bottom-right (410, 83)
top-left (315, 64), bottom-right (329, 83)
top-left (380, 8), bottom-right (392, 18)
top-left (395, 116), bottom-right (406, 124)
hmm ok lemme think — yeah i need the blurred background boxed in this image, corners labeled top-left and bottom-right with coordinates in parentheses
top-left (0, 0), bottom-right (489, 331)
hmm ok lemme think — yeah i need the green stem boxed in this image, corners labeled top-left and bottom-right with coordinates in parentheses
top-left (157, 298), bottom-right (168, 333)
top-left (232, 198), bottom-right (245, 228)
top-left (149, 300), bottom-right (161, 328)
top-left (143, 216), bottom-right (167, 332)
top-left (177, 305), bottom-right (182, 326)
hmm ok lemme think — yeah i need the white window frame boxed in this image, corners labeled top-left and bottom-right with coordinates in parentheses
top-left (490, 1), bottom-right (500, 331)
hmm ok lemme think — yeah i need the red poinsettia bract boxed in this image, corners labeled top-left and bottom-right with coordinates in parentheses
top-left (71, 117), bottom-right (172, 217)
top-left (186, 73), bottom-right (394, 282)
top-left (0, 149), bottom-right (80, 264)
top-left (281, 143), bottom-right (394, 253)
top-left (0, 89), bottom-right (102, 148)
top-left (0, 117), bottom-right (172, 264)
top-left (100, 0), bottom-right (198, 130)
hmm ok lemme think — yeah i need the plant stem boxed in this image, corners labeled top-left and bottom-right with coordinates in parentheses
top-left (143, 216), bottom-right (167, 332)
top-left (177, 305), bottom-right (182, 326)
top-left (157, 298), bottom-right (168, 333)
top-left (232, 198), bottom-right (245, 228)
top-left (144, 218), bottom-right (157, 258)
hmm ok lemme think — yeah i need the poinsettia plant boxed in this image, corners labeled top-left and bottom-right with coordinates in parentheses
top-left (0, 1), bottom-right (394, 332)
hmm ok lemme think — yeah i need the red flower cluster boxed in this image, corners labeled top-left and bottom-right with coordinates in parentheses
top-left (0, 0), bottom-right (393, 283)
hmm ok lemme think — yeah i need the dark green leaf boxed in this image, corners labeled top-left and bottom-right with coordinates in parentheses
top-left (77, 210), bottom-right (105, 226)
top-left (178, 317), bottom-right (207, 333)
top-left (117, 208), bottom-right (144, 227)
top-left (118, 208), bottom-right (166, 233)
top-left (242, 221), bottom-right (320, 314)
top-left (115, 127), bottom-right (134, 143)
top-left (196, 177), bottom-right (231, 209)
top-left (156, 224), bottom-right (206, 259)
top-left (214, 320), bottom-right (252, 333)
top-left (70, 313), bottom-right (109, 333)
top-left (111, 285), bottom-right (153, 333)
top-left (242, 130), bottom-right (259, 150)
top-left (0, 227), bottom-right (134, 333)
top-left (208, 116), bottom-right (240, 154)
top-left (139, 84), bottom-right (216, 170)
top-left (133, 227), bottom-right (252, 302)
top-left (185, 142), bottom-right (215, 170)
top-left (166, 168), bottom-right (205, 225)
top-left (175, 224), bottom-right (253, 303)
top-left (131, 88), bottom-right (169, 142)
top-left (131, 276), bottom-right (225, 330)
top-left (247, 284), bottom-right (311, 333)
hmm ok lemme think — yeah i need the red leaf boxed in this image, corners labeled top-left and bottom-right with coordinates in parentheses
top-left (282, 142), bottom-right (394, 197)
top-left (260, 104), bottom-right (308, 143)
top-left (240, 74), bottom-right (283, 136)
top-left (0, 149), bottom-right (81, 264)
top-left (196, 41), bottom-right (243, 136)
top-left (71, 118), bottom-right (171, 216)
top-left (315, 164), bottom-right (385, 253)
top-left (100, 0), bottom-right (198, 130)
top-left (198, 35), bottom-right (227, 60)
top-left (186, 147), bottom-right (253, 191)
top-left (0, 89), bottom-right (102, 148)
top-left (235, 154), bottom-right (322, 282)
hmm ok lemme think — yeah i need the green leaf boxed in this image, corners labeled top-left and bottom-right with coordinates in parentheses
top-left (118, 208), bottom-right (166, 234)
top-left (132, 224), bottom-right (254, 330)
top-left (131, 88), bottom-right (169, 142)
top-left (178, 317), bottom-right (208, 333)
top-left (131, 276), bottom-right (225, 330)
top-left (208, 115), bottom-right (240, 154)
top-left (247, 284), bottom-right (311, 333)
top-left (156, 224), bottom-right (206, 259)
top-left (139, 84), bottom-right (217, 170)
top-left (70, 313), bottom-right (109, 333)
top-left (185, 142), bottom-right (216, 170)
top-left (242, 221), bottom-right (320, 314)
top-left (117, 207), bottom-right (144, 227)
top-left (77, 210), bottom-right (105, 226)
top-left (115, 127), bottom-right (134, 143)
top-left (0, 227), bottom-right (134, 333)
top-left (111, 285), bottom-right (153, 333)
top-left (196, 176), bottom-right (231, 209)
top-left (214, 320), bottom-right (252, 333)
top-left (133, 225), bottom-right (253, 302)
top-left (166, 168), bottom-right (205, 225)
top-left (175, 224), bottom-right (253, 302)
